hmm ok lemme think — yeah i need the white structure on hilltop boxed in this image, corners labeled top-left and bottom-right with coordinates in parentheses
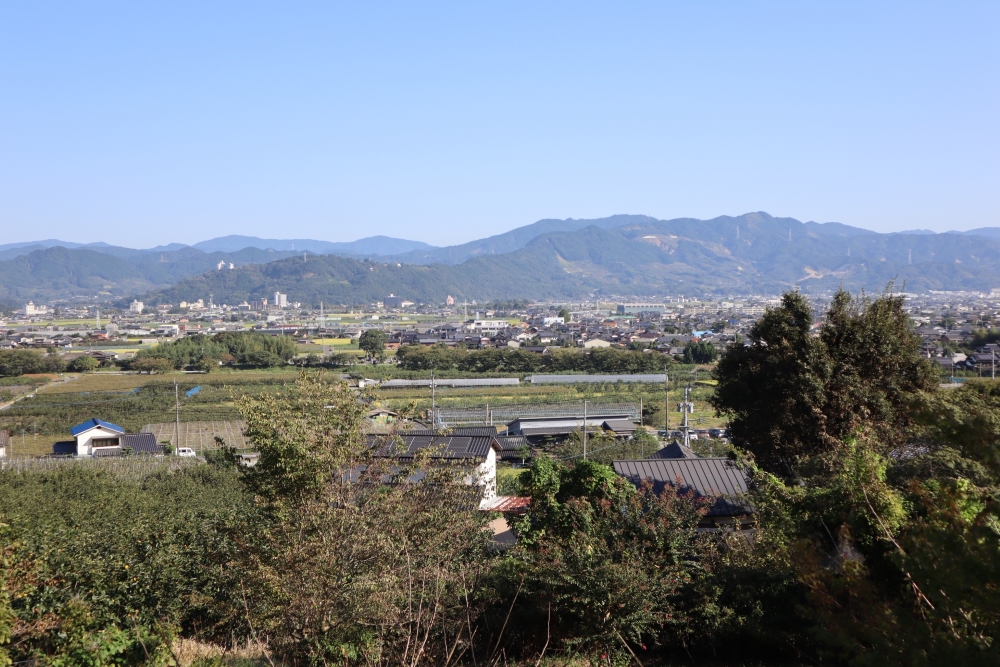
top-left (217, 261), bottom-right (235, 270)
top-left (130, 300), bottom-right (144, 314)
top-left (274, 292), bottom-right (288, 308)
top-left (24, 301), bottom-right (49, 317)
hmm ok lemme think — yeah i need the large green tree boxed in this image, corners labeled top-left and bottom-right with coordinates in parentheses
top-left (712, 288), bottom-right (935, 475)
top-left (358, 328), bottom-right (387, 363)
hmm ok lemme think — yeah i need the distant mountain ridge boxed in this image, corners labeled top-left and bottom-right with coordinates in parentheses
top-left (132, 212), bottom-right (1000, 306)
top-left (7, 212), bottom-right (1000, 307)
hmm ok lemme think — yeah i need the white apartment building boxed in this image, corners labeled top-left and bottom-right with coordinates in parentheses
top-left (467, 320), bottom-right (510, 334)
top-left (130, 300), bottom-right (144, 314)
top-left (274, 292), bottom-right (288, 308)
top-left (23, 301), bottom-right (49, 317)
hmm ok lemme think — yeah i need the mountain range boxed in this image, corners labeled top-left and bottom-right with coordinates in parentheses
top-left (4, 212), bottom-right (1000, 309)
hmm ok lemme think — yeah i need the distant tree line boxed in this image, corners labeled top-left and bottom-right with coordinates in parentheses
top-left (395, 344), bottom-right (672, 374)
top-left (0, 350), bottom-right (65, 377)
top-left (133, 331), bottom-right (296, 370)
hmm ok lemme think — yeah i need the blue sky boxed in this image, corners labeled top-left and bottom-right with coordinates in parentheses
top-left (1, 2), bottom-right (997, 247)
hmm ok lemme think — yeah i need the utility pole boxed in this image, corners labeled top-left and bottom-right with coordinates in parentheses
top-left (993, 348), bottom-right (996, 380)
top-left (583, 399), bottom-right (588, 460)
top-left (664, 369), bottom-right (669, 433)
top-left (174, 380), bottom-right (180, 454)
top-left (430, 372), bottom-right (436, 430)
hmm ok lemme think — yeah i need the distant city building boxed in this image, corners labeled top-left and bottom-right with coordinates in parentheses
top-left (216, 261), bottom-right (235, 270)
top-left (23, 301), bottom-right (48, 317)
top-left (129, 300), bottom-right (144, 314)
top-left (274, 292), bottom-right (288, 308)
top-left (468, 320), bottom-right (510, 334)
top-left (384, 294), bottom-right (404, 308)
top-left (446, 295), bottom-right (455, 306)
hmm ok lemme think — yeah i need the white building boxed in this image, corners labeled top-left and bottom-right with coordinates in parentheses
top-left (71, 418), bottom-right (125, 457)
top-left (24, 301), bottom-right (49, 317)
top-left (467, 320), bottom-right (510, 334)
top-left (130, 300), bottom-right (144, 314)
top-left (274, 292), bottom-right (288, 308)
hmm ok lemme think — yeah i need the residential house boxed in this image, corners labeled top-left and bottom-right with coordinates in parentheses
top-left (612, 458), bottom-right (753, 530)
top-left (364, 433), bottom-right (501, 508)
top-left (65, 419), bottom-right (164, 457)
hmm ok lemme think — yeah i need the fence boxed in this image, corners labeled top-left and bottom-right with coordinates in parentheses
top-left (142, 420), bottom-right (250, 450)
top-left (0, 456), bottom-right (200, 477)
top-left (529, 374), bottom-right (667, 384)
top-left (432, 400), bottom-right (641, 428)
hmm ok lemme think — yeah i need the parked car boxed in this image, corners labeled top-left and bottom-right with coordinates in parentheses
top-left (176, 447), bottom-right (196, 457)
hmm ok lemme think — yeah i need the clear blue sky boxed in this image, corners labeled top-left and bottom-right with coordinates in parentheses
top-left (1, 2), bottom-right (997, 248)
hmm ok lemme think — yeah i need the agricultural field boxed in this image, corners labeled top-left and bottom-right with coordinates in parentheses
top-left (0, 369), bottom-right (304, 455)
top-left (0, 365), bottom-right (725, 457)
top-left (142, 420), bottom-right (250, 451)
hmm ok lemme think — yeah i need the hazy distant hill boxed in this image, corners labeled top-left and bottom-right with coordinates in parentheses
top-left (132, 212), bottom-right (1000, 306)
top-left (191, 235), bottom-right (435, 256)
top-left (10, 213), bottom-right (1000, 306)
top-left (0, 246), bottom-right (298, 302)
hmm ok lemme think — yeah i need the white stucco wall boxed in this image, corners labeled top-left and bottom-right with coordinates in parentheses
top-left (75, 426), bottom-right (123, 457)
top-left (476, 448), bottom-right (498, 508)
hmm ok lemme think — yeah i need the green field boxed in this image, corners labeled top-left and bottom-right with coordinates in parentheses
top-left (0, 366), bottom-right (724, 457)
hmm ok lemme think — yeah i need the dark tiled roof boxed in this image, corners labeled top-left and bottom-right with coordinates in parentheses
top-left (123, 433), bottom-right (164, 455)
top-left (93, 447), bottom-right (123, 457)
top-left (603, 419), bottom-right (637, 433)
top-left (450, 426), bottom-right (500, 436)
top-left (495, 435), bottom-right (528, 452)
top-left (612, 459), bottom-right (752, 517)
top-left (495, 435), bottom-right (530, 460)
top-left (365, 434), bottom-right (496, 461)
top-left (648, 441), bottom-right (699, 459)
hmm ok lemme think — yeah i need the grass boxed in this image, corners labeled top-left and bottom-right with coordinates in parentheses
top-left (2, 366), bottom-right (727, 457)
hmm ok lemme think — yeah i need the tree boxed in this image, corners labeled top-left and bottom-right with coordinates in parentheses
top-left (358, 329), bottom-right (387, 363)
top-left (235, 373), bottom-right (492, 663)
top-left (502, 457), bottom-right (718, 659)
top-left (712, 287), bottom-right (934, 475)
top-left (683, 341), bottom-right (718, 364)
top-left (130, 357), bottom-right (174, 374)
top-left (195, 356), bottom-right (218, 373)
top-left (557, 306), bottom-right (571, 321)
top-left (68, 355), bottom-right (99, 373)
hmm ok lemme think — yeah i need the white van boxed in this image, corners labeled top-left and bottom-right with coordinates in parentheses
top-left (176, 447), bottom-right (196, 457)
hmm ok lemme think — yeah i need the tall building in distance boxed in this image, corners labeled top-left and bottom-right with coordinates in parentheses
top-left (129, 300), bottom-right (144, 314)
top-left (23, 301), bottom-right (48, 317)
top-left (274, 292), bottom-right (288, 308)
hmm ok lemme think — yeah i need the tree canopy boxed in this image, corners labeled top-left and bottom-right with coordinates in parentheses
top-left (712, 287), bottom-right (935, 474)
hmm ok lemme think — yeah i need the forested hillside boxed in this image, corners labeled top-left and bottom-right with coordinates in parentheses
top-left (136, 212), bottom-right (1000, 306)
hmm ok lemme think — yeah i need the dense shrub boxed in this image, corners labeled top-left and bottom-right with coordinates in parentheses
top-left (0, 350), bottom-right (65, 377)
top-left (0, 463), bottom-right (255, 663)
top-left (134, 332), bottom-right (295, 369)
top-left (396, 344), bottom-right (671, 374)
top-left (68, 354), bottom-right (100, 372)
